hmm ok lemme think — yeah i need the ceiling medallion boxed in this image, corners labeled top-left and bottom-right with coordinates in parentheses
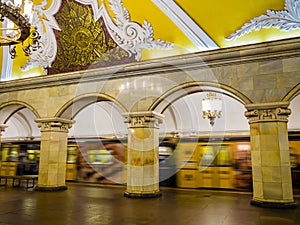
top-left (0, 1), bottom-right (40, 59)
top-left (226, 0), bottom-right (300, 40)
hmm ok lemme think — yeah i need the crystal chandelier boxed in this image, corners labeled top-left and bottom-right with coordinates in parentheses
top-left (0, 0), bottom-right (40, 59)
top-left (202, 92), bottom-right (222, 126)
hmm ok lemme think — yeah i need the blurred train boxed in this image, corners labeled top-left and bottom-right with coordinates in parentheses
top-left (1, 132), bottom-right (300, 193)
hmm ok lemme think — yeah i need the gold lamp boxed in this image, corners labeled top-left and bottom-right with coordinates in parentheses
top-left (202, 92), bottom-right (222, 126)
top-left (0, 0), bottom-right (40, 58)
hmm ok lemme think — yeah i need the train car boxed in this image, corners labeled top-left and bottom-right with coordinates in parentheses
top-left (287, 131), bottom-right (300, 192)
top-left (0, 141), bottom-right (40, 176)
top-left (67, 137), bottom-right (179, 186)
top-left (174, 136), bottom-right (252, 191)
top-left (1, 132), bottom-right (300, 192)
top-left (67, 138), bottom-right (127, 185)
top-left (174, 133), bottom-right (300, 193)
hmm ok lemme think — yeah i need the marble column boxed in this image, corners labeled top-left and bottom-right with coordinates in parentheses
top-left (35, 117), bottom-right (73, 191)
top-left (245, 102), bottom-right (297, 208)
top-left (123, 111), bottom-right (164, 198)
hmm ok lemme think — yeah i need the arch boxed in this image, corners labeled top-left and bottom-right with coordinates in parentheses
top-left (0, 100), bottom-right (40, 124)
top-left (55, 93), bottom-right (128, 119)
top-left (149, 81), bottom-right (252, 113)
top-left (282, 83), bottom-right (300, 102)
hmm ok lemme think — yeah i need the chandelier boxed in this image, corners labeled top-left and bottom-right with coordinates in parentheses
top-left (202, 92), bottom-right (222, 126)
top-left (0, 0), bottom-right (40, 59)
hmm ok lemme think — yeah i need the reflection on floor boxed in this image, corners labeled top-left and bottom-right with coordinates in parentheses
top-left (0, 182), bottom-right (299, 225)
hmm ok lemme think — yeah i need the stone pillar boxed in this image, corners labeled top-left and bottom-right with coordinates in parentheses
top-left (123, 111), bottom-right (164, 198)
top-left (35, 118), bottom-right (73, 191)
top-left (0, 124), bottom-right (7, 143)
top-left (245, 102), bottom-right (297, 208)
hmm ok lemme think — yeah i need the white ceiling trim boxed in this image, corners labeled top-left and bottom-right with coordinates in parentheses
top-left (152, 0), bottom-right (219, 50)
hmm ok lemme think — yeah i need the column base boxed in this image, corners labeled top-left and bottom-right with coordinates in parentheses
top-left (251, 199), bottom-right (298, 209)
top-left (124, 191), bottom-right (162, 198)
top-left (35, 186), bottom-right (68, 192)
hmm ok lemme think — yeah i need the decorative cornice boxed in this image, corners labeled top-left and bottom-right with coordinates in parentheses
top-left (35, 117), bottom-right (74, 132)
top-left (226, 0), bottom-right (300, 41)
top-left (123, 111), bottom-right (164, 129)
top-left (1, 36), bottom-right (300, 93)
top-left (245, 102), bottom-right (291, 123)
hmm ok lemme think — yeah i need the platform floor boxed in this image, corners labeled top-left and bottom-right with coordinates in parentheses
top-left (0, 182), bottom-right (299, 225)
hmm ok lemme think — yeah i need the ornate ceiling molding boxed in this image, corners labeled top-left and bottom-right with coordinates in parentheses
top-left (226, 0), bottom-right (300, 41)
top-left (22, 0), bottom-right (61, 72)
top-left (23, 0), bottom-right (173, 73)
top-left (152, 0), bottom-right (219, 50)
top-left (81, 0), bottom-right (173, 60)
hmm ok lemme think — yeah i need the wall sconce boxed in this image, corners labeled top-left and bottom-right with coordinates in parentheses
top-left (202, 92), bottom-right (222, 126)
top-left (0, 0), bottom-right (40, 59)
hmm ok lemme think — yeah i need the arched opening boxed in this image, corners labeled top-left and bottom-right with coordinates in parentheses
top-left (151, 83), bottom-right (252, 190)
top-left (2, 108), bottom-right (40, 140)
top-left (0, 102), bottom-right (40, 177)
top-left (55, 94), bottom-right (128, 185)
top-left (160, 92), bottom-right (249, 135)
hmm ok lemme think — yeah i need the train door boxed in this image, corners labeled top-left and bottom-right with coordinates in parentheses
top-left (66, 144), bottom-right (79, 180)
top-left (198, 143), bottom-right (234, 189)
top-left (0, 144), bottom-right (19, 176)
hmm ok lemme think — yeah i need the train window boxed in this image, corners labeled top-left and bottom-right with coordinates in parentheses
top-left (27, 149), bottom-right (40, 162)
top-left (1, 145), bottom-right (19, 162)
top-left (67, 145), bottom-right (78, 163)
top-left (200, 145), bottom-right (216, 166)
top-left (217, 146), bottom-right (231, 166)
top-left (87, 149), bottom-right (113, 165)
top-left (199, 144), bottom-right (231, 167)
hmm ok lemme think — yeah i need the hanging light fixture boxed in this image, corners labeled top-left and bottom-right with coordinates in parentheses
top-left (0, 0), bottom-right (40, 59)
top-left (202, 92), bottom-right (222, 126)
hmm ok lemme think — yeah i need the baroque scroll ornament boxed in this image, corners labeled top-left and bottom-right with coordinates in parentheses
top-left (226, 0), bottom-right (300, 41)
top-left (108, 0), bottom-right (173, 60)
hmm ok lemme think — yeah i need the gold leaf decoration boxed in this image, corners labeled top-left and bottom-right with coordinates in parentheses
top-left (49, 0), bottom-right (136, 74)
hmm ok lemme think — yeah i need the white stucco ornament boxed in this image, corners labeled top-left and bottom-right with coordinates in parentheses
top-left (226, 0), bottom-right (300, 40)
top-left (23, 0), bottom-right (173, 73)
top-left (105, 0), bottom-right (173, 60)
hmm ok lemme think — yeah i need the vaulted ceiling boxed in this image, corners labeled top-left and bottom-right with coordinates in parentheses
top-left (1, 0), bottom-right (300, 80)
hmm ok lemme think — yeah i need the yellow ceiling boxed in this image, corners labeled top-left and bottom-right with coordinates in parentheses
top-left (2, 0), bottom-right (300, 79)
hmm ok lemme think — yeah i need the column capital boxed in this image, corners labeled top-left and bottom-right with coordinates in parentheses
top-left (123, 111), bottom-right (164, 129)
top-left (0, 124), bottom-right (8, 133)
top-left (245, 102), bottom-right (291, 124)
top-left (35, 117), bottom-right (74, 133)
